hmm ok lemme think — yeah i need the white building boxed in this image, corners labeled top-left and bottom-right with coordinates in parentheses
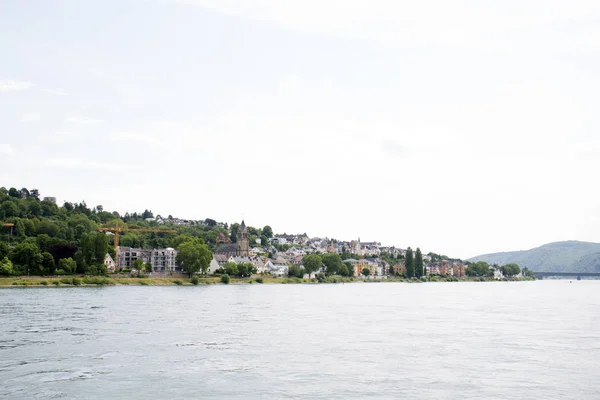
top-left (104, 253), bottom-right (116, 273)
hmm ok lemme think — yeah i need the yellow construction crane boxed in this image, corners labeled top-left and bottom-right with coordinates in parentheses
top-left (2, 223), bottom-right (15, 235)
top-left (99, 221), bottom-right (176, 265)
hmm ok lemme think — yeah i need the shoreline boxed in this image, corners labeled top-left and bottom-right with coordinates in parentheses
top-left (0, 275), bottom-right (536, 287)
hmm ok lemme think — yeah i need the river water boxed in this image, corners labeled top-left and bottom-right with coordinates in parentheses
top-left (1, 281), bottom-right (599, 399)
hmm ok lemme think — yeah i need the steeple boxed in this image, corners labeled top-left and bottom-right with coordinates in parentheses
top-left (236, 220), bottom-right (250, 256)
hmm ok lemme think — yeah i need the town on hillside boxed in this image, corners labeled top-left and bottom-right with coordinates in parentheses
top-left (0, 187), bottom-right (526, 280)
top-left (106, 219), bottom-right (521, 280)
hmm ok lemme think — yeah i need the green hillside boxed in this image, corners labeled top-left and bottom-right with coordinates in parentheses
top-left (468, 241), bottom-right (600, 272)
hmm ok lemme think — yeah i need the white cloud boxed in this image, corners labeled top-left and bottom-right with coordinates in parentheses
top-left (43, 157), bottom-right (139, 170)
top-left (40, 88), bottom-right (68, 96)
top-left (109, 132), bottom-right (165, 146)
top-left (66, 115), bottom-right (104, 124)
top-left (178, 0), bottom-right (600, 50)
top-left (0, 144), bottom-right (17, 156)
top-left (19, 112), bottom-right (41, 123)
top-left (0, 79), bottom-right (34, 92)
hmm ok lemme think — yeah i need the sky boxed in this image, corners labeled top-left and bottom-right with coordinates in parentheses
top-left (1, 0), bottom-right (599, 259)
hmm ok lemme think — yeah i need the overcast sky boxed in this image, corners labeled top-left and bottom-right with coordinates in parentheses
top-left (1, 0), bottom-right (599, 258)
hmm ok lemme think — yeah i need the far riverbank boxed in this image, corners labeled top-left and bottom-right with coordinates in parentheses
top-left (0, 275), bottom-right (535, 287)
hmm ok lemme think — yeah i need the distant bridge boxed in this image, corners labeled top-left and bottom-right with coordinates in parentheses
top-left (534, 272), bottom-right (600, 279)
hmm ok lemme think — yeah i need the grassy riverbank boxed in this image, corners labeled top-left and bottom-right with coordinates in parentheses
top-left (0, 275), bottom-right (535, 287)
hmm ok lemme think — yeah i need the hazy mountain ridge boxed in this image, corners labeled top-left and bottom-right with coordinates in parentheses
top-left (468, 241), bottom-right (600, 272)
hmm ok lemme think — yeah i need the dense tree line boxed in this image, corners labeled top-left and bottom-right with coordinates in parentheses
top-left (0, 186), bottom-right (250, 276)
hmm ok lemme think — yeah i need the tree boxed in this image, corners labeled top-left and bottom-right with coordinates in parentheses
top-left (341, 247), bottom-right (352, 261)
top-left (40, 252), bottom-right (56, 275)
top-left (93, 233), bottom-right (108, 264)
top-left (11, 239), bottom-right (42, 275)
top-left (230, 223), bottom-right (240, 242)
top-left (302, 254), bottom-right (322, 277)
top-left (501, 263), bottom-right (521, 277)
top-left (260, 235), bottom-right (269, 246)
top-left (362, 267), bottom-right (371, 278)
top-left (415, 248), bottom-right (424, 278)
top-left (133, 258), bottom-right (144, 277)
top-left (204, 218), bottom-right (216, 227)
top-left (224, 262), bottom-right (238, 276)
top-left (0, 257), bottom-right (14, 276)
top-left (405, 247), bottom-right (415, 278)
top-left (237, 263), bottom-right (249, 277)
top-left (288, 264), bottom-right (304, 278)
top-left (58, 257), bottom-right (77, 274)
top-left (339, 263), bottom-right (349, 277)
top-left (0, 242), bottom-right (9, 259)
top-left (142, 209), bottom-right (153, 219)
top-left (262, 225), bottom-right (273, 238)
top-left (145, 261), bottom-right (153, 274)
top-left (322, 253), bottom-right (343, 276)
top-left (176, 238), bottom-right (213, 277)
top-left (343, 261), bottom-right (354, 277)
top-left (1, 201), bottom-right (19, 217)
top-left (8, 187), bottom-right (19, 198)
top-left (466, 261), bottom-right (491, 277)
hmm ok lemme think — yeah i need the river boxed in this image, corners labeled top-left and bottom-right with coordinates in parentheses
top-left (1, 280), bottom-right (599, 399)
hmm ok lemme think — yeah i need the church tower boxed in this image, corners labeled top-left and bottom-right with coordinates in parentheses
top-left (236, 220), bottom-right (250, 256)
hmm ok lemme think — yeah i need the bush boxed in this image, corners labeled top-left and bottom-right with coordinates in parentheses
top-left (60, 277), bottom-right (73, 285)
top-left (40, 280), bottom-right (48, 286)
top-left (255, 277), bottom-right (263, 284)
top-left (190, 276), bottom-right (199, 285)
top-left (139, 281), bottom-right (149, 286)
top-left (173, 279), bottom-right (183, 286)
top-left (288, 265), bottom-right (304, 279)
top-left (71, 277), bottom-right (82, 286)
top-left (220, 274), bottom-right (230, 284)
top-left (53, 281), bottom-right (60, 286)
top-left (315, 272), bottom-right (326, 283)
top-left (82, 276), bottom-right (110, 285)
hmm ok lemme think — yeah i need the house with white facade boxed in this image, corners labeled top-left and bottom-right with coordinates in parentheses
top-left (263, 256), bottom-right (289, 277)
top-left (104, 253), bottom-right (116, 273)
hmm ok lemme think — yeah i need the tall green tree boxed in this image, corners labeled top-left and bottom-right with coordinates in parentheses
top-left (11, 239), bottom-right (42, 275)
top-left (262, 225), bottom-right (273, 238)
top-left (415, 248), bottom-right (424, 278)
top-left (230, 223), bottom-right (240, 242)
top-left (322, 253), bottom-right (343, 276)
top-left (405, 247), bottom-right (415, 278)
top-left (176, 238), bottom-right (213, 277)
top-left (362, 267), bottom-right (371, 278)
top-left (93, 233), bottom-right (108, 263)
top-left (302, 254), bottom-right (322, 277)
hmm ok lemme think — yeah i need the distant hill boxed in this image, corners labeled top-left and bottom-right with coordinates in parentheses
top-left (468, 241), bottom-right (600, 272)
